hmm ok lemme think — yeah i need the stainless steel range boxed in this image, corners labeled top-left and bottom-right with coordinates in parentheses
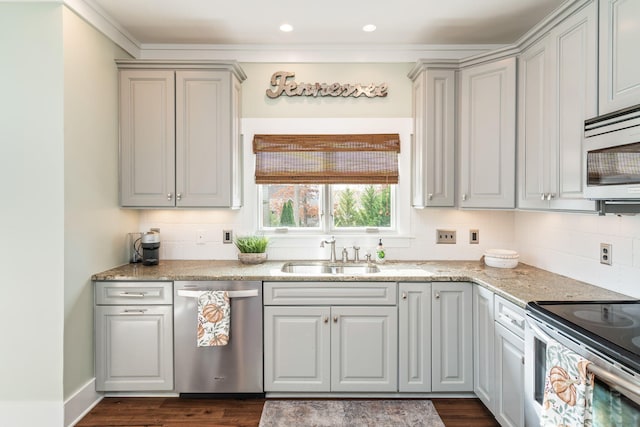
top-left (525, 301), bottom-right (640, 426)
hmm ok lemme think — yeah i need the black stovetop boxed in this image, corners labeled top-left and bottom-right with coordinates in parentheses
top-left (527, 300), bottom-right (640, 373)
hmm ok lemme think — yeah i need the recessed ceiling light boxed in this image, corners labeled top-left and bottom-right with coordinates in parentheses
top-left (362, 24), bottom-right (377, 32)
top-left (280, 24), bottom-right (293, 32)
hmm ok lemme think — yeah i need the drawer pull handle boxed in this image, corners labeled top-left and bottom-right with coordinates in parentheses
top-left (121, 309), bottom-right (148, 314)
top-left (499, 313), bottom-right (524, 328)
top-left (324, 316), bottom-right (329, 323)
top-left (333, 316), bottom-right (338, 323)
top-left (402, 292), bottom-right (407, 300)
top-left (119, 292), bottom-right (146, 298)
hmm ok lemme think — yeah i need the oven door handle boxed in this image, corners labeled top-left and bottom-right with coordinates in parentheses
top-left (587, 364), bottom-right (640, 407)
top-left (177, 289), bottom-right (259, 298)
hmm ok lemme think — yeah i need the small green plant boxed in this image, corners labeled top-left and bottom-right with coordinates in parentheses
top-left (234, 235), bottom-right (269, 253)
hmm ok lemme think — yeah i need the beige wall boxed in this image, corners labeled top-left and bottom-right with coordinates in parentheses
top-left (240, 62), bottom-right (413, 118)
top-left (0, 3), bottom-right (65, 425)
top-left (63, 7), bottom-right (137, 400)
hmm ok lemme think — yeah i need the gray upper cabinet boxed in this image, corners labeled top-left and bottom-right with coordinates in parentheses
top-left (518, 1), bottom-right (597, 211)
top-left (599, 0), bottom-right (640, 114)
top-left (118, 61), bottom-right (246, 208)
top-left (409, 63), bottom-right (456, 207)
top-left (459, 58), bottom-right (516, 209)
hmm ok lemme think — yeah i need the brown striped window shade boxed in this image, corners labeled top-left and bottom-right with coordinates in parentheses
top-left (253, 134), bottom-right (400, 184)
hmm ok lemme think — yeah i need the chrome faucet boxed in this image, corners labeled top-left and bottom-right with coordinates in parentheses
top-left (320, 236), bottom-right (337, 262)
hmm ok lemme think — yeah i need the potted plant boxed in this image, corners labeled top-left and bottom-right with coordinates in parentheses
top-left (234, 235), bottom-right (269, 264)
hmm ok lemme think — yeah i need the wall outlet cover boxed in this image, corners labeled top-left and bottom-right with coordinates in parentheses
top-left (436, 229), bottom-right (456, 244)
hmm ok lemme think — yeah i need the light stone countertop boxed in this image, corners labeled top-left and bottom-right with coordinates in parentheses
top-left (92, 260), bottom-right (633, 308)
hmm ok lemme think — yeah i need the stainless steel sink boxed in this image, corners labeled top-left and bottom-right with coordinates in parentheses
top-left (281, 262), bottom-right (380, 275)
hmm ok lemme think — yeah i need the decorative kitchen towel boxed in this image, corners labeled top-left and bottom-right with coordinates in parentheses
top-left (541, 339), bottom-right (594, 427)
top-left (197, 290), bottom-right (230, 347)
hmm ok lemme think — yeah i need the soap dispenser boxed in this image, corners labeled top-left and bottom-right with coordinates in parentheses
top-left (375, 238), bottom-right (385, 263)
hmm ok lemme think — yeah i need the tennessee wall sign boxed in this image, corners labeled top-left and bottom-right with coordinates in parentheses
top-left (266, 71), bottom-right (388, 99)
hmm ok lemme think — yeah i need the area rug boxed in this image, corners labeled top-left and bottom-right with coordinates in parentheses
top-left (258, 399), bottom-right (446, 427)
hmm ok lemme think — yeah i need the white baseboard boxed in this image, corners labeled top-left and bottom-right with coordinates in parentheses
top-left (64, 378), bottom-right (103, 427)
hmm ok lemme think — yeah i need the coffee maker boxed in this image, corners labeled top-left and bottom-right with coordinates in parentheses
top-left (141, 229), bottom-right (161, 266)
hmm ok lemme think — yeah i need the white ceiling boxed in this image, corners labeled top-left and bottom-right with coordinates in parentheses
top-left (90, 0), bottom-right (566, 46)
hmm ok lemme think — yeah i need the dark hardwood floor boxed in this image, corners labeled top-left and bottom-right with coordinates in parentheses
top-left (76, 397), bottom-right (499, 427)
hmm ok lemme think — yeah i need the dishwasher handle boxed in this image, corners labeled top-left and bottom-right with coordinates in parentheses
top-left (177, 289), bottom-right (259, 298)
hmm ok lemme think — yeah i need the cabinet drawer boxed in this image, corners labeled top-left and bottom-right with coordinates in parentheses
top-left (494, 295), bottom-right (525, 339)
top-left (264, 282), bottom-right (396, 305)
top-left (95, 281), bottom-right (173, 305)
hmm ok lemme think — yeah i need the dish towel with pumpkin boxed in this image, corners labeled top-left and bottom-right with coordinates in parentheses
top-left (197, 291), bottom-right (230, 347)
top-left (541, 339), bottom-right (595, 427)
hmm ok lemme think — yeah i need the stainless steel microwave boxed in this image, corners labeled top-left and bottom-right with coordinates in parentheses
top-left (584, 105), bottom-right (640, 214)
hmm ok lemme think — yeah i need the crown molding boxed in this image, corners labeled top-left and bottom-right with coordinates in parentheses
top-left (137, 43), bottom-right (502, 63)
top-left (63, 0), bottom-right (140, 57)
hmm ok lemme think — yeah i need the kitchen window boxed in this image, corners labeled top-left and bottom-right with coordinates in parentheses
top-left (259, 183), bottom-right (395, 232)
top-left (254, 134), bottom-right (399, 233)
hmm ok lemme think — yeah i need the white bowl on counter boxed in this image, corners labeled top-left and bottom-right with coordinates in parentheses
top-left (484, 249), bottom-right (519, 268)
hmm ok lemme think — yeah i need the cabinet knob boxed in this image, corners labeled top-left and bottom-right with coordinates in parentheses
top-left (521, 356), bottom-right (525, 365)
top-left (434, 292), bottom-right (440, 300)
top-left (428, 193), bottom-right (433, 200)
top-left (333, 316), bottom-right (338, 323)
top-left (402, 292), bottom-right (407, 300)
top-left (176, 193), bottom-right (182, 201)
top-left (540, 193), bottom-right (546, 201)
top-left (323, 316), bottom-right (329, 323)
top-left (462, 194), bottom-right (467, 201)
top-left (547, 193), bottom-right (555, 200)
top-left (167, 193), bottom-right (173, 201)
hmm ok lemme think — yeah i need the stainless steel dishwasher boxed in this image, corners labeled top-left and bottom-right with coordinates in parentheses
top-left (174, 281), bottom-right (263, 395)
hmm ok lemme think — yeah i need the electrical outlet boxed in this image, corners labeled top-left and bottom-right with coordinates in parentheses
top-left (436, 229), bottom-right (456, 244)
top-left (600, 243), bottom-right (612, 265)
top-left (470, 229), bottom-right (479, 244)
top-left (196, 229), bottom-right (206, 245)
top-left (223, 229), bottom-right (233, 244)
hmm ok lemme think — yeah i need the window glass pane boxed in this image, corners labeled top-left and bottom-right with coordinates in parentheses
top-left (331, 184), bottom-right (392, 228)
top-left (260, 184), bottom-right (321, 228)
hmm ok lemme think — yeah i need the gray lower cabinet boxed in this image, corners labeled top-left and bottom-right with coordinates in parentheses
top-left (473, 285), bottom-right (495, 411)
top-left (263, 282), bottom-right (397, 393)
top-left (94, 281), bottom-right (173, 391)
top-left (398, 282), bottom-right (432, 392)
top-left (495, 322), bottom-right (525, 427)
top-left (399, 282), bottom-right (473, 393)
top-left (473, 284), bottom-right (525, 427)
top-left (431, 282), bottom-right (473, 392)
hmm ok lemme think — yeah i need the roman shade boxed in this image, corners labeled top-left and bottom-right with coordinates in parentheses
top-left (253, 134), bottom-right (400, 184)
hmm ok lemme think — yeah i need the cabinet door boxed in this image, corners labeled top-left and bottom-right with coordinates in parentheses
top-left (331, 306), bottom-right (398, 392)
top-left (412, 68), bottom-right (456, 207)
top-left (549, 1), bottom-right (597, 211)
top-left (495, 323), bottom-right (525, 427)
top-left (432, 282), bottom-right (473, 392)
top-left (518, 36), bottom-right (552, 210)
top-left (460, 58), bottom-right (516, 208)
top-left (398, 283), bottom-right (431, 392)
top-left (473, 285), bottom-right (495, 412)
top-left (263, 306), bottom-right (330, 392)
top-left (119, 70), bottom-right (175, 207)
top-left (175, 71), bottom-right (232, 207)
top-left (95, 305), bottom-right (173, 391)
top-left (599, 0), bottom-right (640, 114)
